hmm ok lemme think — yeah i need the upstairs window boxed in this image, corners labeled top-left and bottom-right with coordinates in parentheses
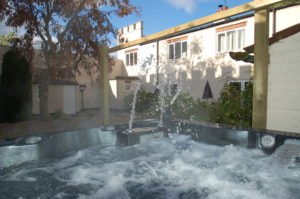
top-left (217, 28), bottom-right (245, 53)
top-left (126, 52), bottom-right (137, 66)
top-left (169, 41), bottom-right (187, 59)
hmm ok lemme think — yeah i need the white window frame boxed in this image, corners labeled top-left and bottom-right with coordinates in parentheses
top-left (125, 52), bottom-right (137, 66)
top-left (229, 80), bottom-right (253, 91)
top-left (217, 28), bottom-right (245, 53)
top-left (169, 41), bottom-right (187, 60)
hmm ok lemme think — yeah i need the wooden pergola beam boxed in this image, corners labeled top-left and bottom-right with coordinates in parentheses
top-left (109, 0), bottom-right (282, 53)
top-left (252, 9), bottom-right (269, 129)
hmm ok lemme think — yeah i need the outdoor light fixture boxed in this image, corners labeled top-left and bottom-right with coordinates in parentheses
top-left (79, 84), bottom-right (86, 111)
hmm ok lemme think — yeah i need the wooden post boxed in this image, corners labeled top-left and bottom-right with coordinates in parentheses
top-left (99, 45), bottom-right (110, 125)
top-left (252, 9), bottom-right (269, 129)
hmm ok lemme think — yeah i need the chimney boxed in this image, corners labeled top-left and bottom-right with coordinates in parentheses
top-left (217, 4), bottom-right (223, 12)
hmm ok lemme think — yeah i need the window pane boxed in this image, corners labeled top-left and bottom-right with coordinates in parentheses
top-left (126, 54), bottom-right (129, 66)
top-left (227, 31), bottom-right (236, 51)
top-left (237, 29), bottom-right (245, 49)
top-left (245, 81), bottom-right (253, 90)
top-left (175, 42), bottom-right (181, 59)
top-left (218, 33), bottom-right (225, 52)
top-left (171, 84), bottom-right (178, 96)
top-left (229, 82), bottom-right (241, 91)
top-left (182, 41), bottom-right (187, 57)
top-left (130, 53), bottom-right (133, 65)
top-left (169, 44), bottom-right (174, 59)
top-left (133, 52), bottom-right (137, 65)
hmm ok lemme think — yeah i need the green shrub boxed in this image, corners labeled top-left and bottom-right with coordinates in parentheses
top-left (213, 83), bottom-right (253, 128)
top-left (0, 49), bottom-right (32, 122)
top-left (123, 89), bottom-right (159, 116)
top-left (169, 93), bottom-right (213, 122)
top-left (124, 90), bottom-right (215, 122)
top-left (52, 109), bottom-right (69, 120)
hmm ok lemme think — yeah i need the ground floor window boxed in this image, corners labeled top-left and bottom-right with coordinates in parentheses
top-left (229, 80), bottom-right (252, 91)
top-left (125, 84), bottom-right (131, 91)
top-left (164, 84), bottom-right (178, 96)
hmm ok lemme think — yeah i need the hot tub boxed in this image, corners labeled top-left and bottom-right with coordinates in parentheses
top-left (0, 126), bottom-right (299, 199)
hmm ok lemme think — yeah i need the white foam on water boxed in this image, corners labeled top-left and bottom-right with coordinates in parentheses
top-left (1, 134), bottom-right (300, 199)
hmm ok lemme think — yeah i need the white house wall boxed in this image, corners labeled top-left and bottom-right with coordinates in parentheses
top-left (116, 16), bottom-right (255, 100)
top-left (76, 68), bottom-right (101, 109)
top-left (48, 85), bottom-right (64, 114)
top-left (114, 5), bottom-right (300, 102)
top-left (267, 31), bottom-right (300, 133)
top-left (63, 85), bottom-right (76, 114)
top-left (157, 17), bottom-right (254, 99)
top-left (116, 42), bottom-right (158, 93)
top-left (32, 85), bottom-right (39, 114)
top-left (273, 4), bottom-right (300, 33)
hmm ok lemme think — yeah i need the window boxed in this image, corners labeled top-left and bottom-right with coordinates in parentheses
top-left (125, 52), bottom-right (137, 66)
top-left (169, 44), bottom-right (174, 59)
top-left (164, 84), bottom-right (178, 96)
top-left (169, 41), bottom-right (187, 59)
top-left (125, 84), bottom-right (131, 91)
top-left (218, 33), bottom-right (225, 52)
top-left (229, 80), bottom-right (252, 91)
top-left (237, 29), bottom-right (245, 49)
top-left (217, 28), bottom-right (245, 53)
top-left (226, 30), bottom-right (236, 51)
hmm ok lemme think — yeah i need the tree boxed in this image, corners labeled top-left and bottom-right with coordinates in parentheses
top-left (0, 49), bottom-right (32, 122)
top-left (0, 0), bottom-right (139, 120)
top-left (271, 0), bottom-right (300, 8)
top-left (0, 32), bottom-right (18, 45)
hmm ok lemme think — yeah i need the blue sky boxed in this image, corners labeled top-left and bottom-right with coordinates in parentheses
top-left (110, 0), bottom-right (252, 36)
top-left (0, 0), bottom-right (252, 45)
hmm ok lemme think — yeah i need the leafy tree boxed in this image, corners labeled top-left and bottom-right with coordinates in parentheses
top-left (0, 32), bottom-right (18, 46)
top-left (0, 0), bottom-right (139, 120)
top-left (0, 49), bottom-right (32, 122)
top-left (271, 0), bottom-right (300, 8)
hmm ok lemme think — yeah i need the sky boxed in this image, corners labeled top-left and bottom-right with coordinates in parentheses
top-left (0, 0), bottom-right (252, 46)
top-left (110, 0), bottom-right (252, 36)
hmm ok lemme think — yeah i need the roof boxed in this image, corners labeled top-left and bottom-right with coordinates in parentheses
top-left (33, 68), bottom-right (78, 85)
top-left (140, 14), bottom-right (254, 46)
top-left (110, 2), bottom-right (300, 52)
top-left (244, 23), bottom-right (300, 53)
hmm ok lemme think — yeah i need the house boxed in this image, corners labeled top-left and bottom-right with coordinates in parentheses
top-left (0, 45), bottom-right (82, 115)
top-left (0, 45), bottom-right (138, 115)
top-left (243, 23), bottom-right (300, 133)
top-left (1, 2), bottom-right (300, 123)
top-left (111, 3), bottom-right (300, 104)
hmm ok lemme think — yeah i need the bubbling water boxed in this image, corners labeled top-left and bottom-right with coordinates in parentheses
top-left (128, 80), bottom-right (141, 131)
top-left (1, 134), bottom-right (299, 199)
